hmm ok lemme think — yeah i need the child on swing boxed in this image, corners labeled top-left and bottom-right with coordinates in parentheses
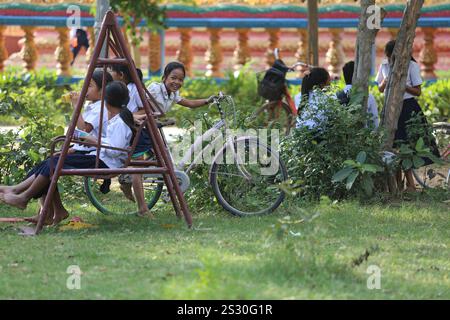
top-left (0, 81), bottom-right (135, 226)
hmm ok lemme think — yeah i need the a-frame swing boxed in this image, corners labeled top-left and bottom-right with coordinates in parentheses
top-left (31, 10), bottom-right (192, 235)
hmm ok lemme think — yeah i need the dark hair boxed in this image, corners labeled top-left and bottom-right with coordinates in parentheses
top-left (92, 68), bottom-right (113, 90)
top-left (105, 81), bottom-right (135, 135)
top-left (136, 68), bottom-right (144, 84)
top-left (342, 61), bottom-right (354, 85)
top-left (384, 39), bottom-right (416, 62)
top-left (299, 67), bottom-right (330, 113)
top-left (110, 64), bottom-right (143, 84)
top-left (162, 61), bottom-right (186, 81)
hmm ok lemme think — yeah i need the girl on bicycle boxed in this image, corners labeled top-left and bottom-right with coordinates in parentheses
top-left (377, 40), bottom-right (439, 192)
top-left (124, 61), bottom-right (215, 217)
top-left (0, 81), bottom-right (135, 226)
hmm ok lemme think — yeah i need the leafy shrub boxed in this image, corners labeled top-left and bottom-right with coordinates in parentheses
top-left (418, 79), bottom-right (450, 123)
top-left (280, 89), bottom-right (385, 200)
top-left (0, 86), bottom-right (65, 184)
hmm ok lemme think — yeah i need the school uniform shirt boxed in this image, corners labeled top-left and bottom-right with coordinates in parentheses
top-left (376, 59), bottom-right (423, 100)
top-left (89, 114), bottom-right (132, 168)
top-left (73, 100), bottom-right (108, 152)
top-left (294, 90), bottom-right (330, 129)
top-left (127, 82), bottom-right (144, 113)
top-left (343, 85), bottom-right (379, 128)
top-left (147, 82), bottom-right (183, 114)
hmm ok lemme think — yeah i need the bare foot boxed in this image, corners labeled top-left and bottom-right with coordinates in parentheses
top-left (120, 183), bottom-right (135, 202)
top-left (0, 186), bottom-right (15, 194)
top-left (24, 214), bottom-right (54, 226)
top-left (405, 186), bottom-right (417, 193)
top-left (137, 210), bottom-right (155, 219)
top-left (0, 193), bottom-right (27, 210)
top-left (52, 209), bottom-right (69, 226)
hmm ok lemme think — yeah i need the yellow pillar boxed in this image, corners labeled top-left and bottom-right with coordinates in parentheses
top-left (233, 28), bottom-right (251, 71)
top-left (55, 27), bottom-right (71, 77)
top-left (265, 28), bottom-right (280, 67)
top-left (295, 28), bottom-right (308, 78)
top-left (388, 28), bottom-right (398, 39)
top-left (205, 28), bottom-right (223, 78)
top-left (86, 27), bottom-right (95, 62)
top-left (176, 28), bottom-right (193, 77)
top-left (148, 31), bottom-right (161, 77)
top-left (326, 28), bottom-right (345, 79)
top-left (21, 26), bottom-right (38, 72)
top-left (0, 26), bottom-right (8, 71)
top-left (419, 27), bottom-right (437, 80)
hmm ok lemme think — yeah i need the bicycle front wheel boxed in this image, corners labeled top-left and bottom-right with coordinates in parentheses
top-left (210, 138), bottom-right (288, 216)
top-left (84, 175), bottom-right (163, 215)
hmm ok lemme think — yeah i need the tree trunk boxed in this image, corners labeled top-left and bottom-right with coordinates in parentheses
top-left (353, 0), bottom-right (386, 115)
top-left (94, 0), bottom-right (110, 58)
top-left (381, 0), bottom-right (424, 150)
top-left (307, 0), bottom-right (319, 66)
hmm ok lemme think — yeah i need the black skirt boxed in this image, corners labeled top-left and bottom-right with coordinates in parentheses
top-left (394, 98), bottom-right (440, 166)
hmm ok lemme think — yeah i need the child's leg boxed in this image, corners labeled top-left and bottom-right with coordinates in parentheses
top-left (132, 174), bottom-right (153, 217)
top-left (0, 175), bottom-right (36, 194)
top-left (51, 188), bottom-right (69, 225)
top-left (0, 174), bottom-right (50, 210)
top-left (405, 169), bottom-right (417, 192)
top-left (25, 196), bottom-right (54, 226)
top-left (396, 170), bottom-right (404, 191)
top-left (120, 175), bottom-right (135, 202)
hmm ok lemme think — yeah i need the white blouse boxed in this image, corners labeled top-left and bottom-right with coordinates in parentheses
top-left (127, 82), bottom-right (144, 113)
top-left (89, 114), bottom-right (132, 168)
top-left (376, 60), bottom-right (423, 100)
top-left (73, 100), bottom-right (108, 152)
top-left (147, 82), bottom-right (183, 114)
top-left (295, 90), bottom-right (329, 129)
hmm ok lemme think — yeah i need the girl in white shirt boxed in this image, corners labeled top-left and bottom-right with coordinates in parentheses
top-left (120, 61), bottom-right (215, 217)
top-left (69, 68), bottom-right (113, 153)
top-left (295, 67), bottom-right (331, 131)
top-left (376, 40), bottom-right (439, 191)
top-left (0, 81), bottom-right (135, 226)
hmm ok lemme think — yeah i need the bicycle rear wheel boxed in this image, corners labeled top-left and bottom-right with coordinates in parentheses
top-left (210, 137), bottom-right (288, 216)
top-left (84, 175), bottom-right (163, 215)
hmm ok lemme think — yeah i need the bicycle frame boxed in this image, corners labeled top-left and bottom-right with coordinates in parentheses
top-left (145, 96), bottom-right (261, 189)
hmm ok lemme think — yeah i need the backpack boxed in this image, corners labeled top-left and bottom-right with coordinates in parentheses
top-left (258, 67), bottom-right (286, 101)
top-left (336, 90), bottom-right (350, 106)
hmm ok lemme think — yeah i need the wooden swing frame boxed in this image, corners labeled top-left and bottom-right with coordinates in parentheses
top-left (31, 11), bottom-right (192, 235)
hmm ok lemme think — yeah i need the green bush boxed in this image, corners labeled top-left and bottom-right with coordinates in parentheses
top-left (280, 89), bottom-right (385, 200)
top-left (0, 86), bottom-right (65, 184)
top-left (418, 80), bottom-right (450, 123)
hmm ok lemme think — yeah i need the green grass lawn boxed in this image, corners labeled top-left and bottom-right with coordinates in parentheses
top-left (0, 190), bottom-right (449, 299)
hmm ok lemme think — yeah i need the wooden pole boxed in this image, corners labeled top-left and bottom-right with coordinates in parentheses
top-left (94, 0), bottom-right (110, 58)
top-left (307, 0), bottom-right (319, 66)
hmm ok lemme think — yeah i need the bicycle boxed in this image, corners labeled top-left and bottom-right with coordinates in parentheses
top-left (253, 48), bottom-right (311, 135)
top-left (84, 92), bottom-right (288, 216)
top-left (412, 122), bottom-right (450, 189)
